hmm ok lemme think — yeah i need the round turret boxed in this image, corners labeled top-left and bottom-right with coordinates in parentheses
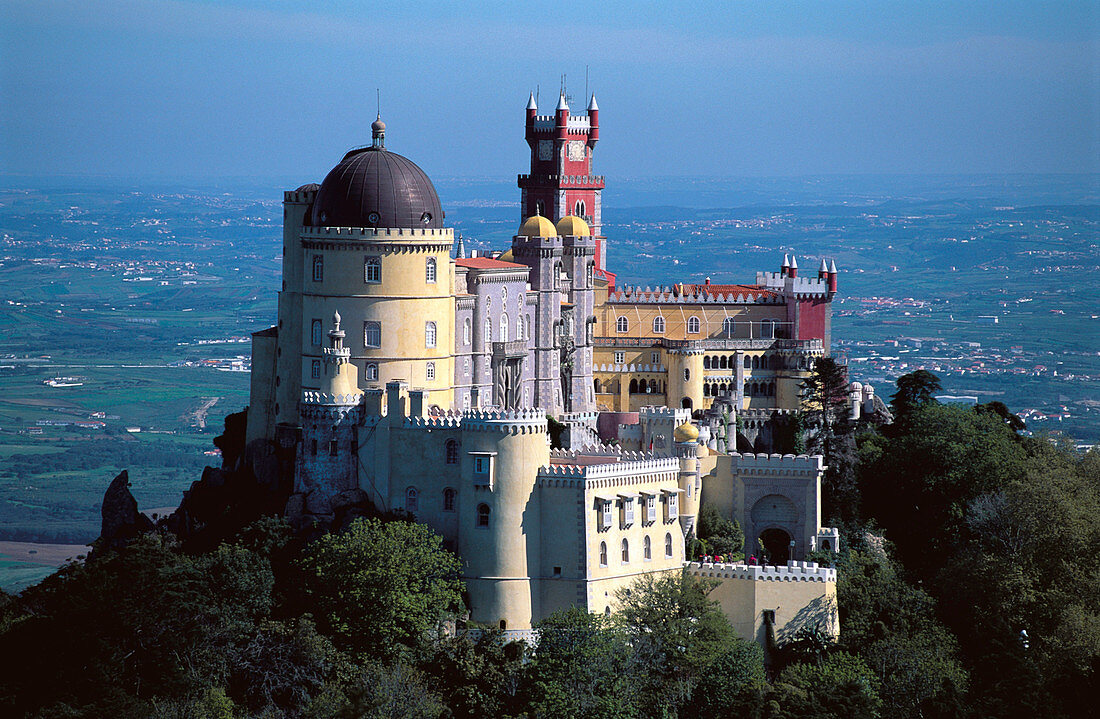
top-left (555, 215), bottom-right (591, 237)
top-left (673, 421), bottom-right (699, 443)
top-left (517, 215), bottom-right (558, 238)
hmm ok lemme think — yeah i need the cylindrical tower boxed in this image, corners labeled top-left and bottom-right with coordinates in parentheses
top-left (673, 421), bottom-right (701, 538)
top-left (668, 348), bottom-right (705, 411)
top-left (458, 410), bottom-right (550, 632)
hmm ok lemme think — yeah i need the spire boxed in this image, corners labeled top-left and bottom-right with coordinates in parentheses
top-left (789, 255), bottom-right (797, 269)
top-left (829, 259), bottom-right (837, 273)
top-left (556, 93), bottom-right (569, 111)
top-left (371, 112), bottom-right (386, 149)
top-left (819, 258), bottom-right (829, 273)
top-left (527, 92), bottom-right (537, 110)
top-left (587, 93), bottom-right (599, 111)
top-left (782, 253), bottom-right (790, 268)
top-left (456, 233), bottom-right (466, 259)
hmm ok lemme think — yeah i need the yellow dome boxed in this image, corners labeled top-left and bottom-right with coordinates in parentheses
top-left (518, 215), bottom-right (558, 238)
top-left (673, 421), bottom-right (699, 442)
top-left (499, 249), bottom-right (515, 263)
top-left (555, 215), bottom-right (590, 236)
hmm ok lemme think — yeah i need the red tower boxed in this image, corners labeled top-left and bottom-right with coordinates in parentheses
top-left (519, 92), bottom-right (611, 277)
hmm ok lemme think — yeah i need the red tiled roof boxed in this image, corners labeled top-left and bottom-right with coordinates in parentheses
top-left (456, 257), bottom-right (528, 270)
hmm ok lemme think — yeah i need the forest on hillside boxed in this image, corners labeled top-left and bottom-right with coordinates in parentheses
top-left (0, 369), bottom-right (1097, 718)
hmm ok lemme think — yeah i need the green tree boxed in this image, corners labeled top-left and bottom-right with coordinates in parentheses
top-left (526, 607), bottom-right (637, 719)
top-left (615, 569), bottom-right (738, 716)
top-left (801, 356), bottom-right (859, 523)
top-left (418, 630), bottom-right (526, 719)
top-left (771, 652), bottom-right (881, 719)
top-left (686, 639), bottom-right (766, 718)
top-left (695, 502), bottom-right (744, 559)
top-left (300, 517), bottom-right (464, 660)
top-left (889, 369), bottom-right (941, 422)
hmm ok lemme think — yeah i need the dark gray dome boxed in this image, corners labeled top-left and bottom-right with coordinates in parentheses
top-left (311, 147), bottom-right (443, 229)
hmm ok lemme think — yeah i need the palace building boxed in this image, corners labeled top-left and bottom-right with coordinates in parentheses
top-left (245, 95), bottom-right (845, 644)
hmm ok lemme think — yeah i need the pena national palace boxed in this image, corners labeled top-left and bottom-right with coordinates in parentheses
top-left (244, 93), bottom-right (885, 645)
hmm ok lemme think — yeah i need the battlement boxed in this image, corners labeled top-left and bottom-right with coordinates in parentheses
top-left (608, 286), bottom-right (782, 305)
top-left (403, 415), bottom-right (463, 430)
top-left (537, 455), bottom-right (679, 485)
top-left (640, 406), bottom-right (691, 421)
top-left (517, 173), bottom-right (605, 186)
top-left (756, 270), bottom-right (831, 297)
top-left (727, 452), bottom-right (825, 476)
top-left (462, 408), bottom-right (548, 434)
top-left (284, 188), bottom-right (318, 204)
top-left (687, 560), bottom-right (836, 583)
top-left (595, 363), bottom-right (666, 374)
top-left (301, 390), bottom-right (362, 406)
top-left (300, 226), bottom-right (454, 239)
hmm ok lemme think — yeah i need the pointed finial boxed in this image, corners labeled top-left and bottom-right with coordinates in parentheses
top-left (371, 111), bottom-right (386, 149)
top-left (527, 92), bottom-right (537, 111)
top-left (557, 93), bottom-right (569, 111)
top-left (819, 258), bottom-right (829, 273)
top-left (333, 310), bottom-right (341, 330)
top-left (829, 259), bottom-right (837, 273)
top-left (782, 254), bottom-right (790, 268)
top-left (789, 255), bottom-right (798, 269)
top-left (588, 93), bottom-right (599, 111)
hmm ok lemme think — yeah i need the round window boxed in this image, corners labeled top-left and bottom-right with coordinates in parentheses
top-left (367, 211), bottom-right (381, 224)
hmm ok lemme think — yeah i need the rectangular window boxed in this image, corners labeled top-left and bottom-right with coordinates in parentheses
top-left (614, 351), bottom-right (625, 364)
top-left (311, 319), bottom-right (322, 346)
top-left (363, 321), bottom-right (381, 348)
top-left (364, 256), bottom-right (381, 283)
top-left (426, 361), bottom-right (436, 381)
top-left (600, 500), bottom-right (613, 530)
top-left (651, 352), bottom-right (659, 364)
top-left (471, 452), bottom-right (495, 488)
top-left (622, 497), bottom-right (635, 526)
top-left (328, 439), bottom-right (338, 456)
top-left (311, 360), bottom-right (321, 379)
top-left (646, 495), bottom-right (656, 522)
top-left (312, 255), bottom-right (323, 282)
top-left (666, 492), bottom-right (679, 521)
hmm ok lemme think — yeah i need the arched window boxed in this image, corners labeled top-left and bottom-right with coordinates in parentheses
top-left (629, 378), bottom-right (638, 394)
top-left (484, 319), bottom-right (491, 343)
top-left (703, 356), bottom-right (711, 370)
top-left (665, 532), bottom-right (673, 558)
top-left (554, 261), bottom-right (563, 291)
top-left (594, 378), bottom-right (600, 395)
top-left (445, 439), bottom-right (459, 464)
top-left (644, 535), bottom-right (652, 560)
top-left (652, 316), bottom-right (665, 334)
top-left (476, 503), bottom-right (490, 527)
top-left (365, 363), bottom-right (378, 381)
top-left (425, 321), bottom-right (437, 348)
top-left (500, 313), bottom-right (509, 343)
top-left (687, 316), bottom-right (700, 334)
top-left (703, 384), bottom-right (711, 397)
top-left (616, 316), bottom-right (629, 333)
top-left (425, 257), bottom-right (437, 284)
top-left (535, 199), bottom-right (545, 216)
top-left (752, 355), bottom-right (760, 370)
top-left (463, 318), bottom-right (471, 345)
top-left (719, 355), bottom-right (728, 369)
top-left (443, 487), bottom-right (456, 512)
top-left (599, 541), bottom-right (608, 567)
top-left (722, 317), bottom-right (736, 337)
top-left (621, 538), bottom-right (630, 563)
top-left (649, 379), bottom-right (657, 393)
top-left (574, 200), bottom-right (585, 217)
top-left (684, 368), bottom-right (690, 382)
top-left (744, 355), bottom-right (751, 369)
top-left (405, 487), bottom-right (418, 513)
top-left (363, 321), bottom-right (381, 348)
top-left (364, 256), bottom-right (381, 283)
top-left (311, 319), bottom-right (323, 346)
top-left (516, 315), bottom-right (523, 341)
top-left (312, 255), bottom-right (324, 282)
top-left (586, 262), bottom-right (594, 286)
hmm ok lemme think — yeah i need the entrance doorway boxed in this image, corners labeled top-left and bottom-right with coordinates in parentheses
top-left (759, 528), bottom-right (792, 566)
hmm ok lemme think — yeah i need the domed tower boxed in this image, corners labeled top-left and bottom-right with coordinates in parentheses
top-left (556, 215), bottom-right (596, 413)
top-left (511, 215), bottom-right (565, 412)
top-left (270, 117), bottom-right (456, 435)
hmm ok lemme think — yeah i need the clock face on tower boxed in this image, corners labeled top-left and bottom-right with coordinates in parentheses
top-left (567, 140), bottom-right (586, 162)
top-left (537, 140), bottom-right (554, 162)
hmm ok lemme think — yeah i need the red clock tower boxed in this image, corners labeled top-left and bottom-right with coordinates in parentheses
top-left (519, 92), bottom-right (611, 278)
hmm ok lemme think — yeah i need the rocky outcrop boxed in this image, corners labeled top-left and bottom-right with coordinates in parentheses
top-left (98, 470), bottom-right (154, 551)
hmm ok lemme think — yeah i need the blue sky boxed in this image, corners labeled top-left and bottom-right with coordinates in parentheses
top-left (1, 1), bottom-right (1097, 181)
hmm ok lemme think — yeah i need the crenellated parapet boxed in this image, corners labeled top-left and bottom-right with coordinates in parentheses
top-left (607, 285), bottom-right (783, 305)
top-left (299, 403), bottom-right (361, 422)
top-left (403, 415), bottom-right (463, 430)
top-left (728, 452), bottom-right (825, 477)
top-left (537, 455), bottom-right (680, 487)
top-left (461, 408), bottom-right (548, 434)
top-left (687, 560), bottom-right (836, 583)
top-left (301, 391), bottom-right (363, 407)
